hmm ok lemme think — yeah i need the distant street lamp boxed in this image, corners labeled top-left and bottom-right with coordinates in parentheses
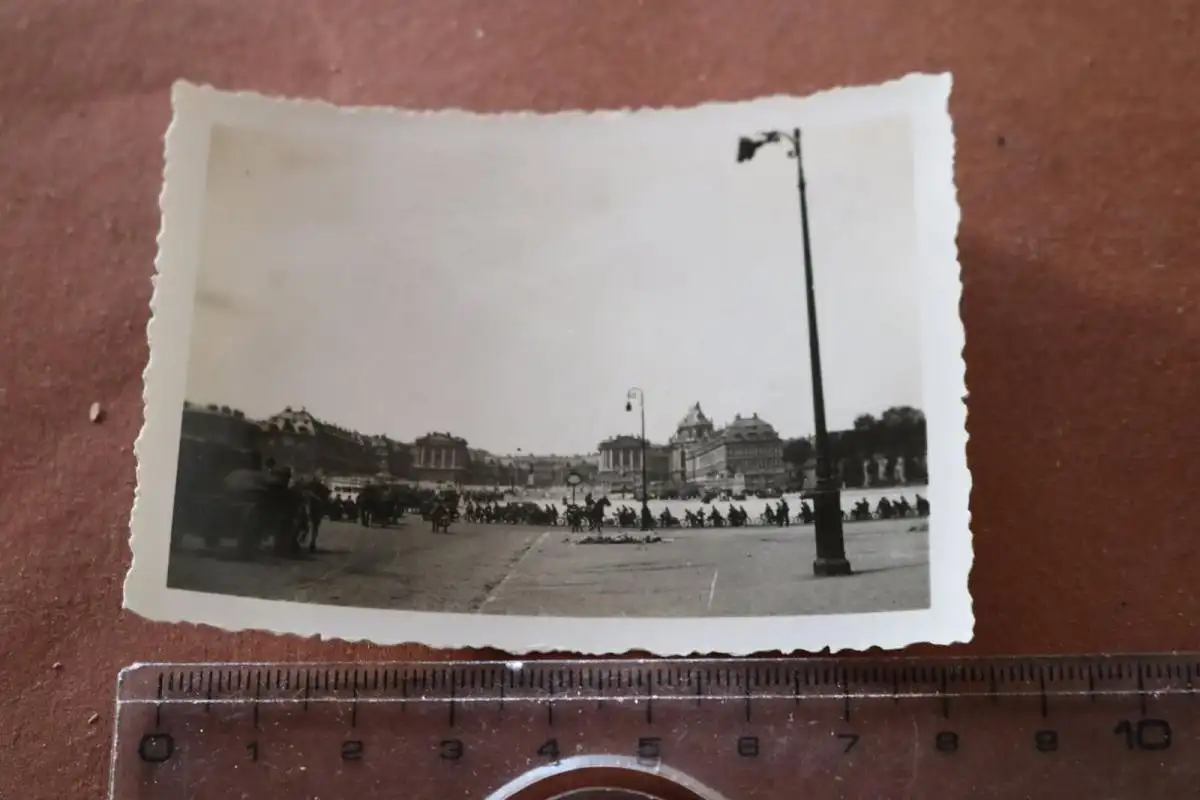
top-left (737, 128), bottom-right (852, 577)
top-left (625, 387), bottom-right (651, 531)
top-left (511, 447), bottom-right (523, 492)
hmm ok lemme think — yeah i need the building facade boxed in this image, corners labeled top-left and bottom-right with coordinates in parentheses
top-left (525, 456), bottom-right (563, 488)
top-left (176, 403), bottom-right (264, 495)
top-left (597, 435), bottom-right (671, 491)
top-left (180, 403), bottom-right (261, 451)
top-left (563, 457), bottom-right (601, 486)
top-left (494, 454), bottom-right (535, 489)
top-left (464, 448), bottom-right (505, 487)
top-left (683, 413), bottom-right (786, 492)
top-left (668, 402), bottom-right (717, 484)
top-left (515, 454), bottom-right (603, 488)
top-left (364, 435), bottom-right (413, 480)
top-left (258, 407), bottom-right (376, 476)
top-left (412, 432), bottom-right (470, 484)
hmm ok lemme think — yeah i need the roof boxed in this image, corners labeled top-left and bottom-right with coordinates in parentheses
top-left (262, 408), bottom-right (318, 435)
top-left (598, 434), bottom-right (648, 450)
top-left (415, 431), bottom-right (468, 445)
top-left (719, 412), bottom-right (780, 441)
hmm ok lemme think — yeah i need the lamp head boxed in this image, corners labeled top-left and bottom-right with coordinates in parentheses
top-left (625, 401), bottom-right (633, 412)
top-left (737, 137), bottom-right (761, 163)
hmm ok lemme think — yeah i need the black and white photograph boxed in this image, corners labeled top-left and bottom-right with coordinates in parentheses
top-left (126, 74), bottom-right (970, 654)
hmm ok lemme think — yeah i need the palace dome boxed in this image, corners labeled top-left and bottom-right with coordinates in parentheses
top-left (677, 402), bottom-right (712, 430)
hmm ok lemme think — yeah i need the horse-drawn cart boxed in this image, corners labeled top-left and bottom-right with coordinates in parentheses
top-left (170, 469), bottom-right (308, 557)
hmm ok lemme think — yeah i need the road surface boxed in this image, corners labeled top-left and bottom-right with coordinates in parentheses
top-left (167, 517), bottom-right (929, 617)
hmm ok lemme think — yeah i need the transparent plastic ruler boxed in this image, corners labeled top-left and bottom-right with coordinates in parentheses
top-left (110, 654), bottom-right (1198, 798)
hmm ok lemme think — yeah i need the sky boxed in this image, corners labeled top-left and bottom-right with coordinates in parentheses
top-left (184, 96), bottom-right (924, 455)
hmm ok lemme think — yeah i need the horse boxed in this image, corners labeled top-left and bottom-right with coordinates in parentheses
top-left (292, 477), bottom-right (332, 553)
top-left (586, 497), bottom-right (612, 533)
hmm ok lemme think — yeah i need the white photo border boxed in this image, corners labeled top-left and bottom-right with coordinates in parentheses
top-left (125, 73), bottom-right (971, 655)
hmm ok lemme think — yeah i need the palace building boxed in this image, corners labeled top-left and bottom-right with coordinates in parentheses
top-left (687, 413), bottom-right (786, 491)
top-left (177, 403), bottom-right (264, 497)
top-left (258, 407), bottom-right (377, 476)
top-left (411, 432), bottom-right (471, 484)
top-left (668, 402), bottom-right (716, 484)
top-left (597, 435), bottom-right (671, 491)
top-left (668, 406), bottom-right (787, 492)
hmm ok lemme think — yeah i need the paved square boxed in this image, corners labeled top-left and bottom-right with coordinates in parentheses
top-left (167, 518), bottom-right (928, 617)
top-left (478, 522), bottom-right (928, 617)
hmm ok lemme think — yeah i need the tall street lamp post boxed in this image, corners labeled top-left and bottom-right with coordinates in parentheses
top-left (737, 128), bottom-right (852, 577)
top-left (625, 387), bottom-right (651, 531)
top-left (510, 447), bottom-right (523, 492)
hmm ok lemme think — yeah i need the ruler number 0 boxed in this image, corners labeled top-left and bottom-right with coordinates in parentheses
top-left (935, 731), bottom-right (959, 753)
top-left (1034, 730), bottom-right (1058, 753)
top-left (637, 736), bottom-right (662, 765)
top-left (537, 739), bottom-right (561, 763)
top-left (1114, 719), bottom-right (1172, 751)
top-left (439, 739), bottom-right (465, 761)
top-left (137, 734), bottom-right (175, 764)
top-left (341, 741), bottom-right (364, 762)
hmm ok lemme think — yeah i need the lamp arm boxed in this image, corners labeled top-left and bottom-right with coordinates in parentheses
top-left (753, 130), bottom-right (800, 158)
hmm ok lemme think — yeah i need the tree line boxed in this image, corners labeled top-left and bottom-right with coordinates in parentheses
top-left (781, 406), bottom-right (928, 488)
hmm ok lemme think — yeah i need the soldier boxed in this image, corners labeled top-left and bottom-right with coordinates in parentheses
top-left (262, 464), bottom-right (299, 555)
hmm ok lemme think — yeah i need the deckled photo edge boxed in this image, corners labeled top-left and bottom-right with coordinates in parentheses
top-left (125, 73), bottom-right (970, 656)
top-left (162, 71), bottom-right (949, 130)
top-left (126, 81), bottom-right (212, 610)
top-left (910, 73), bottom-right (973, 643)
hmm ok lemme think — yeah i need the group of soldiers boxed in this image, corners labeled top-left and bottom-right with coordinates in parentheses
top-left (463, 500), bottom-right (561, 526)
top-left (848, 494), bottom-right (931, 521)
top-left (184, 451), bottom-right (937, 558)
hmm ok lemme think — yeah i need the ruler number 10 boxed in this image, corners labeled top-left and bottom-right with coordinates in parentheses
top-left (1114, 719), bottom-right (1172, 751)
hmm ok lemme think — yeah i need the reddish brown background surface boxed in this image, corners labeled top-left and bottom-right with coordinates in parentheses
top-left (1, 1), bottom-right (1198, 796)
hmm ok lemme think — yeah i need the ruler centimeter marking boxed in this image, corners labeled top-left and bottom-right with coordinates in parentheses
top-left (110, 655), bottom-right (1200, 800)
top-left (117, 659), bottom-right (1200, 702)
